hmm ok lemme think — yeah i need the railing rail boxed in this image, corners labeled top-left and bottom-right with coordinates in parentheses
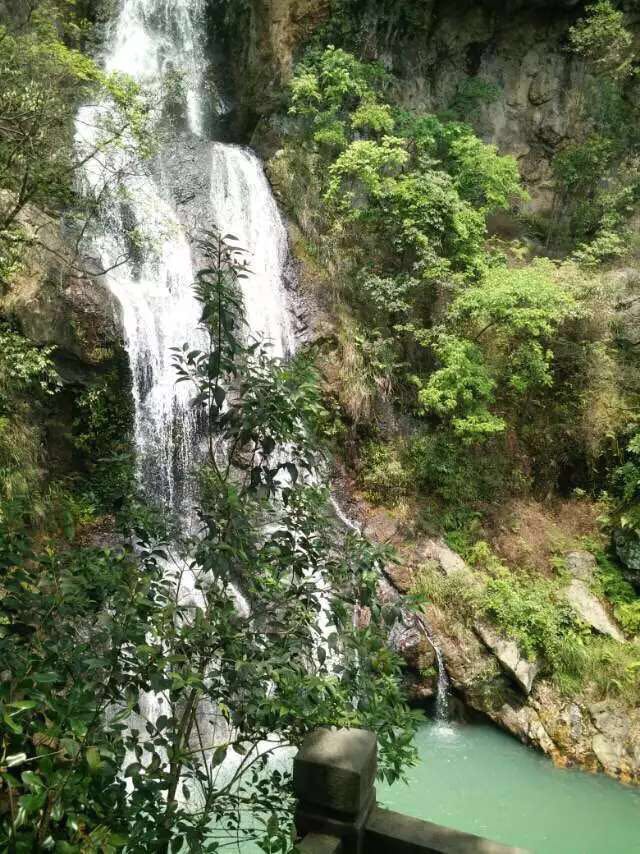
top-left (293, 728), bottom-right (529, 854)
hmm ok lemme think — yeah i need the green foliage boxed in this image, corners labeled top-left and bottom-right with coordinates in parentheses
top-left (1, 231), bottom-right (419, 851)
top-left (0, 0), bottom-right (151, 276)
top-left (414, 337), bottom-right (502, 440)
top-left (358, 429), bottom-right (512, 513)
top-left (282, 49), bottom-right (525, 441)
top-left (287, 49), bottom-right (523, 287)
top-left (615, 600), bottom-right (640, 636)
top-left (411, 562), bottom-right (481, 625)
top-left (569, 0), bottom-right (635, 81)
top-left (568, 637), bottom-right (640, 702)
top-left (611, 428), bottom-right (640, 542)
top-left (72, 363), bottom-right (136, 509)
top-left (0, 324), bottom-right (60, 407)
top-left (416, 260), bottom-right (580, 440)
top-left (290, 46), bottom-right (391, 147)
top-left (483, 568), bottom-right (581, 666)
top-left (447, 78), bottom-right (501, 123)
top-left (360, 440), bottom-right (412, 505)
top-left (0, 324), bottom-right (60, 507)
top-left (409, 431), bottom-right (509, 509)
top-left (550, 2), bottom-right (640, 255)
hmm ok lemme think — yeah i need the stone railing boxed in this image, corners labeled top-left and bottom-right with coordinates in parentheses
top-left (293, 728), bottom-right (529, 854)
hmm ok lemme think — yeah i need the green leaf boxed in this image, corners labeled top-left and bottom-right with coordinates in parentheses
top-left (86, 746), bottom-right (102, 772)
top-left (21, 770), bottom-right (43, 789)
top-left (7, 700), bottom-right (38, 713)
top-left (61, 738), bottom-right (81, 759)
top-left (3, 711), bottom-right (22, 734)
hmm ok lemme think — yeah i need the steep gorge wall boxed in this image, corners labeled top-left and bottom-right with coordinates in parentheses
top-left (229, 0), bottom-right (613, 209)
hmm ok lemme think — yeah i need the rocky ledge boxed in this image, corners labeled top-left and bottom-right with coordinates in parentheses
top-left (338, 486), bottom-right (640, 786)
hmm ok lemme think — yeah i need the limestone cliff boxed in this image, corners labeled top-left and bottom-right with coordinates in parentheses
top-left (231, 0), bottom-right (640, 210)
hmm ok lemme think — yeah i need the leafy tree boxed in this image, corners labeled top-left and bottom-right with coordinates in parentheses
top-left (550, 0), bottom-right (640, 256)
top-left (0, 231), bottom-right (418, 852)
top-left (569, 0), bottom-right (635, 82)
top-left (0, 1), bottom-right (150, 285)
top-left (415, 260), bottom-right (580, 440)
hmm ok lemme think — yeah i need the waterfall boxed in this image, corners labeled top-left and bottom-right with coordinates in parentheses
top-left (75, 0), bottom-right (299, 804)
top-left (209, 144), bottom-right (294, 359)
top-left (330, 499), bottom-right (451, 722)
top-left (103, 0), bottom-right (208, 135)
top-left (76, 0), bottom-right (293, 515)
top-left (417, 616), bottom-right (450, 721)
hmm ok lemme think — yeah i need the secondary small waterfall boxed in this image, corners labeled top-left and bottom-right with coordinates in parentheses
top-left (415, 615), bottom-right (450, 720)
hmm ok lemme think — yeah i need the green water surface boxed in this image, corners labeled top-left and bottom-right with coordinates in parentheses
top-left (379, 719), bottom-right (640, 854)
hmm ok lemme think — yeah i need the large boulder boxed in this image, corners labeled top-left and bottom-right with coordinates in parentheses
top-left (412, 538), bottom-right (469, 578)
top-left (564, 580), bottom-right (625, 642)
top-left (614, 530), bottom-right (640, 591)
top-left (1, 200), bottom-right (130, 474)
top-left (1, 202), bottom-right (123, 373)
top-left (565, 551), bottom-right (597, 582)
top-left (475, 622), bottom-right (540, 695)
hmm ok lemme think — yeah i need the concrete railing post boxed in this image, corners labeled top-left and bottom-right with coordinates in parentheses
top-left (293, 728), bottom-right (377, 854)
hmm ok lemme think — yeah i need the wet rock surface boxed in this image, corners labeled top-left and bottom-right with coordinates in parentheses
top-left (1, 203), bottom-right (124, 373)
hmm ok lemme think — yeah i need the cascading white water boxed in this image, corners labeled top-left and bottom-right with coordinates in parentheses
top-left (210, 144), bottom-right (293, 359)
top-left (104, 0), bottom-right (208, 135)
top-left (77, 0), bottom-right (293, 515)
top-left (417, 616), bottom-right (450, 720)
top-left (76, 0), bottom-right (296, 790)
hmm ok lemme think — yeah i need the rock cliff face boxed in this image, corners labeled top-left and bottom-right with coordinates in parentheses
top-left (353, 497), bottom-right (640, 785)
top-left (3, 213), bottom-right (123, 374)
top-left (231, 0), bottom-right (596, 208)
top-left (0, 203), bottom-right (130, 472)
top-left (329, 463), bottom-right (640, 783)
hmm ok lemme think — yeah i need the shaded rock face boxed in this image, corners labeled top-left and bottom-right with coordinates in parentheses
top-left (387, 1), bottom-right (585, 210)
top-left (1, 203), bottom-right (130, 472)
top-left (614, 530), bottom-right (640, 590)
top-left (220, 0), bottom-right (331, 135)
top-left (2, 204), bottom-right (124, 374)
top-left (380, 579), bottom-right (437, 701)
top-left (237, 0), bottom-right (593, 209)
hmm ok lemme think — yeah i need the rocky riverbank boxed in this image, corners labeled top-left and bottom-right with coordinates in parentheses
top-left (336, 477), bottom-right (640, 785)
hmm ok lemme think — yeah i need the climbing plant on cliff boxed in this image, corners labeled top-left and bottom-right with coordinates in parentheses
top-left (0, 230), bottom-right (418, 852)
top-left (274, 45), bottom-right (618, 509)
top-left (550, 0), bottom-right (640, 259)
top-left (276, 47), bottom-right (525, 407)
top-left (414, 260), bottom-right (581, 440)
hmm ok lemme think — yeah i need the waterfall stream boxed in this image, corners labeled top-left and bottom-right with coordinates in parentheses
top-left (417, 616), bottom-right (450, 720)
top-left (77, 0), bottom-right (293, 516)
